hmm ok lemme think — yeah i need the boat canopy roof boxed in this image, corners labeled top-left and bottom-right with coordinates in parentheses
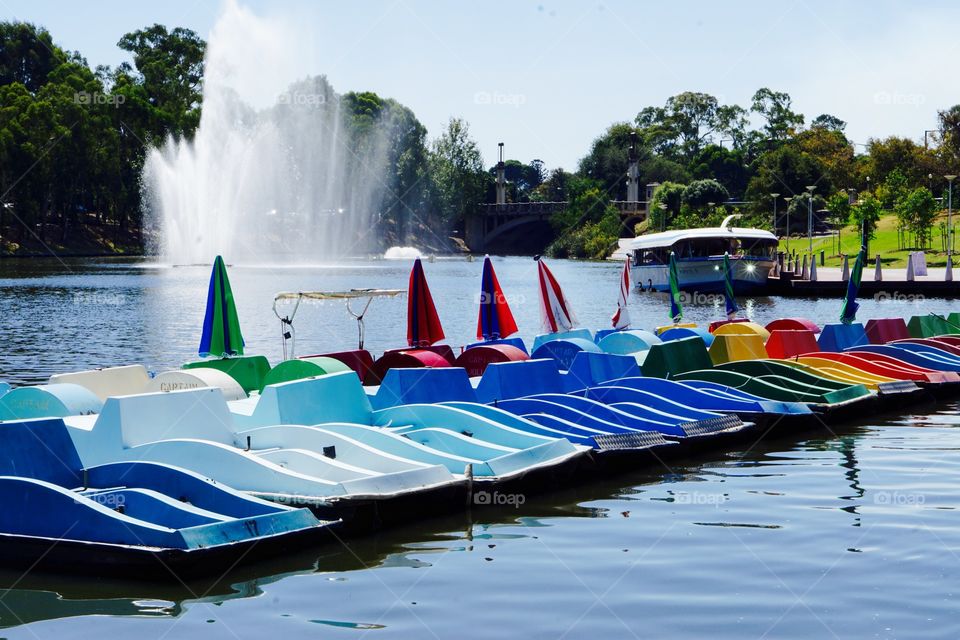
top-left (274, 288), bottom-right (404, 302)
top-left (630, 226), bottom-right (777, 251)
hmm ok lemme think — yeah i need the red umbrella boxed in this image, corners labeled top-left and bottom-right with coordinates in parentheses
top-left (407, 257), bottom-right (445, 346)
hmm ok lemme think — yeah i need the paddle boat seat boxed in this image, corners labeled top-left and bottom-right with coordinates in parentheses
top-left (49, 365), bottom-right (151, 401)
top-left (0, 417), bottom-right (326, 577)
top-left (314, 349), bottom-right (376, 381)
top-left (564, 352), bottom-right (641, 391)
top-left (640, 336), bottom-right (714, 378)
top-left (145, 368), bottom-right (247, 400)
top-left (366, 349), bottom-right (451, 385)
top-left (531, 329), bottom-right (594, 353)
top-left (530, 338), bottom-right (602, 370)
top-left (907, 315), bottom-right (958, 338)
top-left (657, 327), bottom-right (714, 347)
top-left (464, 337), bottom-right (529, 355)
top-left (765, 318), bottom-right (821, 334)
top-left (597, 330), bottom-right (661, 356)
top-left (259, 356), bottom-right (351, 392)
top-left (817, 323), bottom-right (870, 352)
top-left (183, 355), bottom-right (271, 395)
top-left (453, 344), bottom-right (529, 377)
top-left (864, 318), bottom-right (910, 344)
top-left (0, 383), bottom-right (102, 420)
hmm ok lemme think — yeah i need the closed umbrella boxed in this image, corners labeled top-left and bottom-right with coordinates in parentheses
top-left (537, 257), bottom-right (577, 333)
top-left (199, 255), bottom-right (245, 357)
top-left (668, 251), bottom-right (683, 324)
top-left (477, 255), bottom-right (518, 340)
top-left (723, 252), bottom-right (739, 320)
top-left (407, 257), bottom-right (445, 346)
top-left (840, 247), bottom-right (865, 324)
top-left (611, 257), bottom-right (632, 329)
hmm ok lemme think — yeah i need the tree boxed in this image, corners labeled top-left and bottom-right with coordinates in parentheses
top-left (688, 144), bottom-right (749, 197)
top-left (864, 136), bottom-right (938, 187)
top-left (117, 24), bottom-right (205, 137)
top-left (636, 91), bottom-right (748, 163)
top-left (745, 144), bottom-right (832, 213)
top-left (0, 22), bottom-right (66, 92)
top-left (793, 126), bottom-right (856, 190)
top-left (810, 114), bottom-right (847, 132)
top-left (751, 88), bottom-right (804, 143)
top-left (648, 181), bottom-right (685, 230)
top-left (896, 187), bottom-right (938, 249)
top-left (851, 193), bottom-right (882, 253)
top-left (428, 117), bottom-right (486, 225)
top-left (579, 122), bottom-right (640, 196)
top-left (681, 179), bottom-right (729, 208)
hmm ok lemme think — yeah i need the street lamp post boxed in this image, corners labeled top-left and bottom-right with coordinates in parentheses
top-left (806, 186), bottom-right (816, 255)
top-left (947, 175), bottom-right (957, 281)
top-left (770, 193), bottom-right (780, 234)
top-left (783, 196), bottom-right (794, 253)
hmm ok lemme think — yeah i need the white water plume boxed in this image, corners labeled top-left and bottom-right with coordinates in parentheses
top-left (144, 0), bottom-right (392, 264)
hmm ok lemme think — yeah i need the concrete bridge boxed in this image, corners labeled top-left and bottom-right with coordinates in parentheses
top-left (465, 200), bottom-right (649, 253)
top-left (465, 138), bottom-right (651, 253)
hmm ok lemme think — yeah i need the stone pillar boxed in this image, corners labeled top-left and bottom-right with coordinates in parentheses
top-left (495, 142), bottom-right (506, 206)
top-left (626, 131), bottom-right (639, 203)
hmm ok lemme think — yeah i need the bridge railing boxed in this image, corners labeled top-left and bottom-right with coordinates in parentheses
top-left (478, 200), bottom-right (649, 216)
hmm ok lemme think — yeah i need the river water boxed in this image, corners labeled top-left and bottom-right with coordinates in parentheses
top-left (0, 256), bottom-right (958, 638)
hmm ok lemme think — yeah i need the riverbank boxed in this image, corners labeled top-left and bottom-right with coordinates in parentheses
top-left (0, 221), bottom-right (143, 258)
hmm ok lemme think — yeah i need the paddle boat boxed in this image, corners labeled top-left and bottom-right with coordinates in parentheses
top-left (0, 417), bottom-right (331, 579)
top-left (368, 358), bottom-right (758, 459)
top-left (0, 383), bottom-right (470, 535)
top-left (227, 372), bottom-right (588, 494)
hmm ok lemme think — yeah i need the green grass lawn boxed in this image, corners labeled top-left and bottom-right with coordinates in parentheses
top-left (782, 213), bottom-right (957, 268)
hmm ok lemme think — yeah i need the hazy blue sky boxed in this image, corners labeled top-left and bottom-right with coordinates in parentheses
top-left (4, 0), bottom-right (956, 172)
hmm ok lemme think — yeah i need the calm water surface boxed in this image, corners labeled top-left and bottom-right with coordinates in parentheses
top-left (0, 257), bottom-right (958, 638)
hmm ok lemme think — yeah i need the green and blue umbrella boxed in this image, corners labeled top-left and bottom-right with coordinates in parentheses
top-left (199, 255), bottom-right (245, 357)
top-left (668, 251), bottom-right (683, 323)
top-left (840, 247), bottom-right (865, 324)
top-left (723, 252), bottom-right (739, 320)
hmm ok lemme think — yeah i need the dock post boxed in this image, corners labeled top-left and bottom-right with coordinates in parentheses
top-left (906, 253), bottom-right (915, 281)
top-left (874, 254), bottom-right (882, 281)
top-left (841, 254), bottom-right (850, 281)
top-left (809, 255), bottom-right (818, 281)
top-left (801, 254), bottom-right (809, 279)
top-left (948, 254), bottom-right (954, 282)
top-left (794, 254), bottom-right (801, 276)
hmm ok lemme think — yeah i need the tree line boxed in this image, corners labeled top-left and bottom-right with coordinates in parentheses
top-left (3, 20), bottom-right (960, 257)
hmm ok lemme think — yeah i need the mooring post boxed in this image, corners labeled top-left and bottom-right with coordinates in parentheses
top-left (906, 252), bottom-right (915, 281)
top-left (801, 254), bottom-right (809, 280)
top-left (809, 254), bottom-right (818, 281)
top-left (842, 254), bottom-right (850, 281)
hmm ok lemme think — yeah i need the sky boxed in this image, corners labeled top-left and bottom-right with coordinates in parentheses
top-left (3, 0), bottom-right (957, 171)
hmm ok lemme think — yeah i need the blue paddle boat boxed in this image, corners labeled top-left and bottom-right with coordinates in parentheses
top-left (0, 417), bottom-right (331, 579)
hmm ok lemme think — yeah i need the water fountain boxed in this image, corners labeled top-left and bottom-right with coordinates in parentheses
top-left (144, 0), bottom-right (392, 265)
